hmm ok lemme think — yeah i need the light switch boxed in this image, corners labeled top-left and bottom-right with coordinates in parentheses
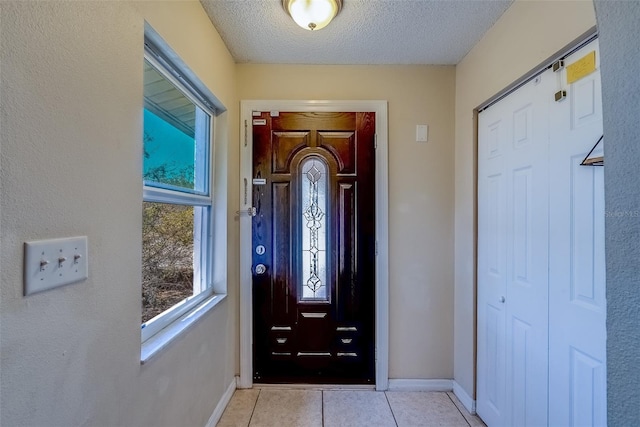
top-left (24, 236), bottom-right (88, 296)
top-left (416, 125), bottom-right (429, 142)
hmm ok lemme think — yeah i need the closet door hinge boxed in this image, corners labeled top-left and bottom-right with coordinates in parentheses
top-left (554, 90), bottom-right (567, 102)
top-left (552, 59), bottom-right (565, 72)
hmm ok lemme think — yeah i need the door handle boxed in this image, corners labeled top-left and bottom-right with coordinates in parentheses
top-left (255, 264), bottom-right (267, 275)
top-left (499, 296), bottom-right (506, 303)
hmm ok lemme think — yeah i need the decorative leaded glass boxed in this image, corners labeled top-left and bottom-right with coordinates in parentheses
top-left (301, 157), bottom-right (328, 301)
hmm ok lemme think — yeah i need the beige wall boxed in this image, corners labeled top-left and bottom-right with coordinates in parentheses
top-left (0, 2), bottom-right (238, 426)
top-left (0, 1), bottom-right (603, 423)
top-left (238, 65), bottom-right (456, 379)
top-left (454, 0), bottom-right (596, 398)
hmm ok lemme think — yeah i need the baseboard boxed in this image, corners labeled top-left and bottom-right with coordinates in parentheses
top-left (205, 376), bottom-right (237, 427)
top-left (253, 383), bottom-right (375, 390)
top-left (452, 381), bottom-right (476, 415)
top-left (387, 379), bottom-right (453, 392)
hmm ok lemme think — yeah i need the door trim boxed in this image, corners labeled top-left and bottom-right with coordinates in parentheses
top-left (239, 100), bottom-right (389, 390)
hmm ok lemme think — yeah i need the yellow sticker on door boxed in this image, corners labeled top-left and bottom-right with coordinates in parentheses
top-left (567, 51), bottom-right (596, 84)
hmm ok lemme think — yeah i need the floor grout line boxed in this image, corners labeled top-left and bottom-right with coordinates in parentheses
top-left (446, 392), bottom-right (472, 427)
top-left (246, 388), bottom-right (261, 427)
top-left (321, 390), bottom-right (325, 427)
top-left (384, 391), bottom-right (400, 427)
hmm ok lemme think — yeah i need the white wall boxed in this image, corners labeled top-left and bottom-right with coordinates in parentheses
top-left (0, 2), bottom-right (238, 426)
top-left (237, 65), bottom-right (456, 379)
top-left (454, 0), bottom-right (596, 399)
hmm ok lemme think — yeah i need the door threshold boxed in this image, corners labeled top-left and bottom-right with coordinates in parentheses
top-left (253, 383), bottom-right (376, 391)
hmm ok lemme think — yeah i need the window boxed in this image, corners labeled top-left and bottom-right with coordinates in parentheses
top-left (141, 41), bottom-right (217, 343)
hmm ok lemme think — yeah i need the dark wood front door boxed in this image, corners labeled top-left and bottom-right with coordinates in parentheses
top-left (252, 111), bottom-right (376, 384)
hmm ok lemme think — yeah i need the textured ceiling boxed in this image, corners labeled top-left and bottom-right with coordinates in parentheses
top-left (200, 0), bottom-right (513, 65)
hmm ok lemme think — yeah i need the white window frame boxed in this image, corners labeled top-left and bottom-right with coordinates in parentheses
top-left (141, 41), bottom-right (217, 345)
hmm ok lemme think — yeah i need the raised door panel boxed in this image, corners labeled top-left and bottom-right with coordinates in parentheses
top-left (511, 167), bottom-right (533, 286)
top-left (319, 131), bottom-right (356, 174)
top-left (272, 131), bottom-right (309, 173)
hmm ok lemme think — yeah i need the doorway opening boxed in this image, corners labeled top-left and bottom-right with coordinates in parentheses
top-left (239, 100), bottom-right (389, 389)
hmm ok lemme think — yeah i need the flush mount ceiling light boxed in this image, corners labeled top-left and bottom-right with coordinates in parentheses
top-left (283, 0), bottom-right (343, 31)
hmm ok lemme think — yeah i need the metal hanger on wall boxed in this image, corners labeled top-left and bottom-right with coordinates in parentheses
top-left (581, 135), bottom-right (604, 166)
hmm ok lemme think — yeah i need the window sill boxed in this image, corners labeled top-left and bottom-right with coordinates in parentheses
top-left (141, 293), bottom-right (226, 364)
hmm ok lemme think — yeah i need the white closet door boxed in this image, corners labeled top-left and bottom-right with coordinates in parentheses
top-left (548, 40), bottom-right (606, 426)
top-left (479, 38), bottom-right (606, 427)
top-left (478, 72), bottom-right (553, 427)
top-left (477, 91), bottom-right (508, 427)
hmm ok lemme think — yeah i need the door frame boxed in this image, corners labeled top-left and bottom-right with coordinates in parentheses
top-left (238, 100), bottom-right (389, 390)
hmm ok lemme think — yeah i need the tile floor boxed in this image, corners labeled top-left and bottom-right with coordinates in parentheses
top-left (217, 388), bottom-right (486, 427)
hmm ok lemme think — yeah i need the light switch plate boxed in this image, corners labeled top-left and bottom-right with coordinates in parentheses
top-left (24, 236), bottom-right (88, 296)
top-left (416, 125), bottom-right (429, 142)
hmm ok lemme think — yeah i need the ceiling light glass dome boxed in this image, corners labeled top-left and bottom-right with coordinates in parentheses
top-left (283, 0), bottom-right (343, 31)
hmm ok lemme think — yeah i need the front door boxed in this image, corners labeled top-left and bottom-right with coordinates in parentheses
top-left (252, 111), bottom-right (376, 384)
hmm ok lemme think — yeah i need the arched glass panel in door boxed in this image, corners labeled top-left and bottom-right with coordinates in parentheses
top-left (300, 156), bottom-right (329, 301)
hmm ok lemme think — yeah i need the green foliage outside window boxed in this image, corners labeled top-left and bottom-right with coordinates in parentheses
top-left (141, 158), bottom-right (196, 323)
